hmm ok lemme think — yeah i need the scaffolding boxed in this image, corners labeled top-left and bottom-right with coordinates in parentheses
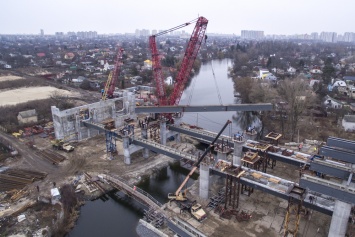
top-left (144, 207), bottom-right (165, 228)
top-left (283, 186), bottom-right (305, 237)
top-left (105, 131), bottom-right (117, 154)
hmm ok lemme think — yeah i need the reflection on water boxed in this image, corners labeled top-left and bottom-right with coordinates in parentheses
top-left (180, 59), bottom-right (242, 134)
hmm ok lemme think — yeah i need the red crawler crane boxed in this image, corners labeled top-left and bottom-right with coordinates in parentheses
top-left (102, 47), bottom-right (124, 100)
top-left (149, 17), bottom-right (208, 106)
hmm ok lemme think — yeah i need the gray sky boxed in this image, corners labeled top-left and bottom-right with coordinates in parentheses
top-left (1, 0), bottom-right (354, 35)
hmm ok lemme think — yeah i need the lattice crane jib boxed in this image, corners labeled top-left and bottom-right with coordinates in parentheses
top-left (170, 17), bottom-right (208, 106)
top-left (149, 17), bottom-right (208, 107)
top-left (102, 47), bottom-right (124, 100)
top-left (149, 35), bottom-right (167, 105)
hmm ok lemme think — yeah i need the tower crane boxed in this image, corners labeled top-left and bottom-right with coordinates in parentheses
top-left (149, 17), bottom-right (208, 106)
top-left (102, 47), bottom-right (124, 100)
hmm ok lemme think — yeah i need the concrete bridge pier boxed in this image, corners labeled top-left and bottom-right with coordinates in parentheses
top-left (328, 200), bottom-right (351, 237)
top-left (245, 130), bottom-right (258, 141)
top-left (233, 138), bottom-right (245, 166)
top-left (215, 144), bottom-right (230, 162)
top-left (160, 118), bottom-right (167, 146)
top-left (123, 136), bottom-right (131, 165)
top-left (141, 123), bottom-right (149, 159)
top-left (199, 163), bottom-right (210, 199)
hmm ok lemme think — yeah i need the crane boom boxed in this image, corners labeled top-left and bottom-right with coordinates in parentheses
top-left (169, 16), bottom-right (208, 106)
top-left (174, 120), bottom-right (231, 197)
top-left (149, 17), bottom-right (208, 106)
top-left (102, 47), bottom-right (124, 100)
top-left (149, 35), bottom-right (167, 105)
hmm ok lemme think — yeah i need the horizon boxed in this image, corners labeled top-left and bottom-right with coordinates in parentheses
top-left (1, 0), bottom-right (354, 36)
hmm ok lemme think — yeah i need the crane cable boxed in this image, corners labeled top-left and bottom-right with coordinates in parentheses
top-left (187, 75), bottom-right (198, 106)
top-left (211, 61), bottom-right (223, 105)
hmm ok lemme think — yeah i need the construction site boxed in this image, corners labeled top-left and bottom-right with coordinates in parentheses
top-left (1, 16), bottom-right (355, 237)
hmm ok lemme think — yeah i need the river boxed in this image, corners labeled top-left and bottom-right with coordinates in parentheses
top-left (180, 59), bottom-right (242, 134)
top-left (68, 59), bottom-right (236, 237)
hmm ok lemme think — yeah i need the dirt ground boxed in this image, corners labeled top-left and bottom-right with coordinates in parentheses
top-left (0, 130), bottom-right (197, 236)
top-left (0, 75), bottom-right (24, 82)
top-left (0, 86), bottom-right (80, 106)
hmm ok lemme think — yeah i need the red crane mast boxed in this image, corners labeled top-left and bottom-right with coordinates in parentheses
top-left (102, 47), bottom-right (124, 100)
top-left (149, 17), bottom-right (208, 106)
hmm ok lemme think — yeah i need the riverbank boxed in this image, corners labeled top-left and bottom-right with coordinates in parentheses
top-left (0, 128), bottom-right (198, 237)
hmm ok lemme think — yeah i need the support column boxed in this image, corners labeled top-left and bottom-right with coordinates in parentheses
top-left (173, 113), bottom-right (181, 143)
top-left (160, 119), bottom-right (167, 146)
top-left (328, 200), bottom-right (351, 237)
top-left (217, 150), bottom-right (227, 161)
top-left (141, 123), bottom-right (149, 159)
top-left (233, 138), bottom-right (244, 166)
top-left (123, 136), bottom-right (131, 165)
top-left (199, 163), bottom-right (210, 199)
top-left (215, 143), bottom-right (230, 162)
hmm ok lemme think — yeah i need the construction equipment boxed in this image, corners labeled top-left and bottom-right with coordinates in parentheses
top-left (168, 120), bottom-right (231, 220)
top-left (102, 48), bottom-right (124, 100)
top-left (149, 16), bottom-right (208, 107)
top-left (51, 139), bottom-right (74, 152)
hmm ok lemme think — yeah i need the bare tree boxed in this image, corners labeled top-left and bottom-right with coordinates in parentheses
top-left (277, 78), bottom-right (314, 141)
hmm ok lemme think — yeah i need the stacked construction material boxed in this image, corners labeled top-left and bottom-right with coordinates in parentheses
top-left (0, 168), bottom-right (47, 192)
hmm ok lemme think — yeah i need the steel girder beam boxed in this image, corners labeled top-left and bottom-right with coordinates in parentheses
top-left (135, 103), bottom-right (273, 114)
top-left (320, 146), bottom-right (355, 164)
top-left (210, 168), bottom-right (333, 215)
top-left (81, 121), bottom-right (121, 138)
top-left (169, 125), bottom-right (228, 143)
top-left (132, 139), bottom-right (191, 161)
top-left (309, 160), bottom-right (352, 180)
top-left (327, 137), bottom-right (355, 152)
top-left (300, 175), bottom-right (355, 205)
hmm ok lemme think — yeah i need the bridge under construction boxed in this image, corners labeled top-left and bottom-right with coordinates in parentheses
top-left (50, 89), bottom-right (355, 237)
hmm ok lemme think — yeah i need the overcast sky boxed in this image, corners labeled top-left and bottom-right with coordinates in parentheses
top-left (1, 0), bottom-right (354, 36)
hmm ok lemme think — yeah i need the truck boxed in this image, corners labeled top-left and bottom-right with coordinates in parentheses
top-left (51, 139), bottom-right (75, 152)
top-left (179, 200), bottom-right (207, 221)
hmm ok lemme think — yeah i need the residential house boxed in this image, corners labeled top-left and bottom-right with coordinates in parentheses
top-left (323, 95), bottom-right (343, 109)
top-left (64, 52), bottom-right (75, 60)
top-left (143, 60), bottom-right (152, 70)
top-left (287, 67), bottom-right (296, 75)
top-left (17, 109), bottom-right (38, 125)
top-left (72, 76), bottom-right (86, 83)
top-left (259, 69), bottom-right (270, 79)
top-left (342, 115), bottom-right (355, 131)
top-left (328, 80), bottom-right (347, 93)
top-left (310, 68), bottom-right (323, 74)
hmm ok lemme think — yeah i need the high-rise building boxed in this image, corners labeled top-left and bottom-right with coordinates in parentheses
top-left (40, 29), bottom-right (44, 36)
top-left (344, 32), bottom-right (355, 43)
top-left (319, 32), bottom-right (337, 43)
top-left (241, 30), bottom-right (264, 39)
top-left (77, 31), bottom-right (97, 39)
top-left (311, 32), bottom-right (318, 40)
